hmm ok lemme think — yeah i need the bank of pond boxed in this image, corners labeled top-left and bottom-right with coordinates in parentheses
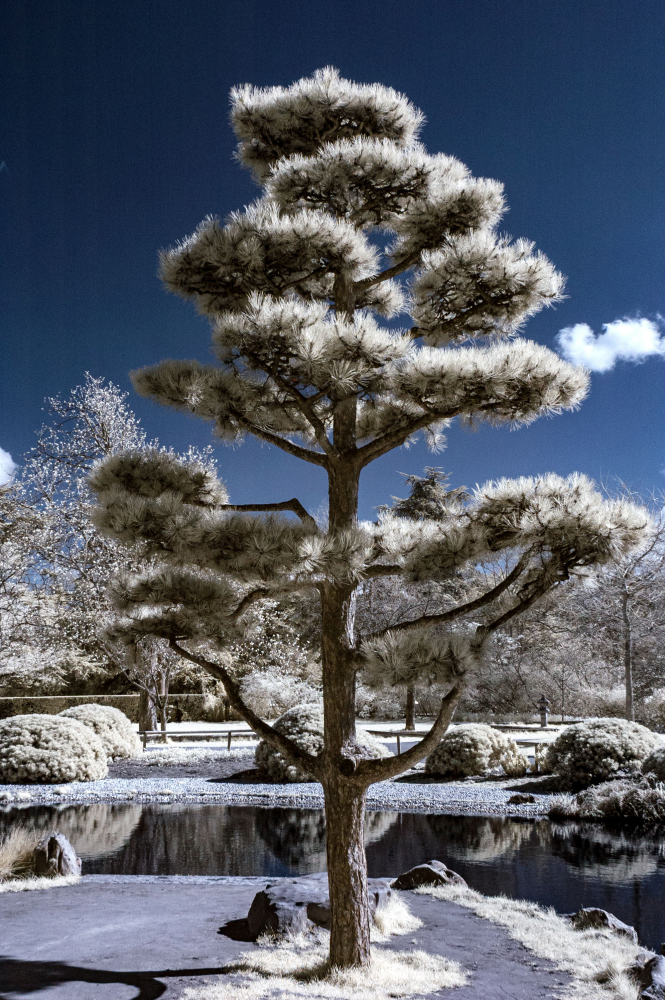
top-left (1, 802), bottom-right (664, 952)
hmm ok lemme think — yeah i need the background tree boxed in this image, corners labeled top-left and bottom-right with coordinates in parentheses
top-left (370, 468), bottom-right (471, 729)
top-left (90, 68), bottom-right (648, 969)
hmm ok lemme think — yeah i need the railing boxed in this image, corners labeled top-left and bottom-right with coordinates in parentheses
top-left (139, 727), bottom-right (254, 751)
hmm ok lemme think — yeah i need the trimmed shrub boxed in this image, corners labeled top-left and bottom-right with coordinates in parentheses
top-left (256, 704), bottom-right (390, 783)
top-left (425, 723), bottom-right (529, 778)
top-left (545, 718), bottom-right (659, 789)
top-left (0, 715), bottom-right (108, 784)
top-left (642, 741), bottom-right (665, 781)
top-left (59, 704), bottom-right (141, 760)
top-left (549, 775), bottom-right (665, 825)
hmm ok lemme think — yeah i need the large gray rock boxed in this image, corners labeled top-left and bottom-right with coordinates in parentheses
top-left (33, 832), bottom-right (81, 877)
top-left (568, 907), bottom-right (638, 943)
top-left (391, 859), bottom-right (467, 891)
top-left (628, 953), bottom-right (665, 999)
top-left (222, 873), bottom-right (392, 940)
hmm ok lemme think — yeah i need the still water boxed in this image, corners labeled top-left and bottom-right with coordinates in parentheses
top-left (2, 804), bottom-right (664, 951)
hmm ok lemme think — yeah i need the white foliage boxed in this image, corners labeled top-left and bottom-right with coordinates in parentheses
top-left (240, 671), bottom-right (320, 720)
top-left (425, 723), bottom-right (528, 778)
top-left (90, 448), bottom-right (227, 507)
top-left (546, 718), bottom-right (660, 788)
top-left (59, 704), bottom-right (141, 760)
top-left (231, 66), bottom-right (424, 180)
top-left (376, 473), bottom-right (649, 582)
top-left (411, 233), bottom-right (565, 344)
top-left (213, 293), bottom-right (412, 398)
top-left (390, 173), bottom-right (505, 259)
top-left (0, 715), bottom-right (108, 784)
top-left (268, 138), bottom-right (436, 226)
top-left (389, 339), bottom-right (587, 427)
top-left (642, 742), bottom-right (665, 781)
top-left (159, 201), bottom-right (378, 316)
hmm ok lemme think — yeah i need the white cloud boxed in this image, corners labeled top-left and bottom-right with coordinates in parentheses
top-left (556, 317), bottom-right (665, 372)
top-left (0, 447), bottom-right (16, 485)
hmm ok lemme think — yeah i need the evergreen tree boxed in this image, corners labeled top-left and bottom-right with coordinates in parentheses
top-left (89, 69), bottom-right (648, 968)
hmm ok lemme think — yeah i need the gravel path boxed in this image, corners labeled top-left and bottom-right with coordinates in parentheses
top-left (0, 749), bottom-right (554, 817)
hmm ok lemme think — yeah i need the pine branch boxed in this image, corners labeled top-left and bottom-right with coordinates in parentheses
top-left (234, 412), bottom-right (328, 467)
top-left (353, 251), bottom-right (422, 291)
top-left (221, 499), bottom-right (318, 530)
top-left (364, 553), bottom-right (530, 639)
top-left (263, 366), bottom-right (336, 459)
top-left (353, 683), bottom-right (461, 785)
top-left (478, 564), bottom-right (565, 638)
top-left (169, 640), bottom-right (322, 776)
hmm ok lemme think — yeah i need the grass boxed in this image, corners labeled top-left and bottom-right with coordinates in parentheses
top-left (0, 827), bottom-right (40, 881)
top-left (418, 883), bottom-right (646, 1000)
top-left (181, 896), bottom-right (466, 1000)
top-left (0, 874), bottom-right (81, 893)
top-left (0, 826), bottom-right (81, 892)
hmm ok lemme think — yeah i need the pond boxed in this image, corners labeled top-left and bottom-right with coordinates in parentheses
top-left (3, 803), bottom-right (664, 951)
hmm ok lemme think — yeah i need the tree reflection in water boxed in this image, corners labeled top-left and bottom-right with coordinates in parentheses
top-left (2, 804), bottom-right (664, 950)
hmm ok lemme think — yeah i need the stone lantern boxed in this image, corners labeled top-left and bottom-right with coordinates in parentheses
top-left (537, 694), bottom-right (551, 728)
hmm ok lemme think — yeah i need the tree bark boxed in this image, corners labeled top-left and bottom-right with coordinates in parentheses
top-left (138, 687), bottom-right (157, 732)
top-left (621, 585), bottom-right (634, 721)
top-left (405, 683), bottom-right (416, 731)
top-left (323, 775), bottom-right (370, 968)
top-left (320, 428), bottom-right (373, 967)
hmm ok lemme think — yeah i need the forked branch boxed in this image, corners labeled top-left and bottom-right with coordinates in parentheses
top-left (354, 683), bottom-right (461, 785)
top-left (169, 640), bottom-right (322, 777)
top-left (365, 553), bottom-right (531, 639)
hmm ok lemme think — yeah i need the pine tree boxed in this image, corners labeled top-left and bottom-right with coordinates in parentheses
top-left (89, 69), bottom-right (649, 968)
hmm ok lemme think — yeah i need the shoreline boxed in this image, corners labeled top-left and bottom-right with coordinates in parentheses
top-left (0, 775), bottom-right (552, 818)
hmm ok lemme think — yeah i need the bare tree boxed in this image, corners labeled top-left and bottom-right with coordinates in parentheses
top-left (89, 68), bottom-right (649, 969)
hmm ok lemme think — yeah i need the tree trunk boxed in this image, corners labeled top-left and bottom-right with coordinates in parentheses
top-left (621, 586), bottom-right (634, 721)
top-left (324, 775), bottom-right (370, 968)
top-left (405, 683), bottom-right (416, 731)
top-left (138, 688), bottom-right (157, 732)
top-left (320, 449), bottom-right (371, 968)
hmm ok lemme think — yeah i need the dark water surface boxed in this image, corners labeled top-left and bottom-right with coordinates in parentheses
top-left (3, 803), bottom-right (664, 951)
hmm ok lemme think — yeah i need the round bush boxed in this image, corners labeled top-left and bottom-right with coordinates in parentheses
top-left (545, 717), bottom-right (659, 789)
top-left (59, 704), bottom-right (141, 760)
top-left (0, 715), bottom-right (108, 784)
top-left (255, 704), bottom-right (390, 783)
top-left (642, 741), bottom-right (665, 781)
top-left (425, 723), bottom-right (529, 778)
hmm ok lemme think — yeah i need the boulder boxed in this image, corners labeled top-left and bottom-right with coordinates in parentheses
top-left (627, 953), bottom-right (665, 999)
top-left (33, 832), bottom-right (81, 877)
top-left (391, 859), bottom-right (467, 890)
top-left (568, 907), bottom-right (638, 944)
top-left (220, 873), bottom-right (392, 940)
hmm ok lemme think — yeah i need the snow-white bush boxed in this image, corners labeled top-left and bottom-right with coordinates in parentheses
top-left (240, 671), bottom-right (320, 719)
top-left (355, 684), bottom-right (405, 720)
top-left (545, 717), bottom-right (659, 789)
top-left (549, 774), bottom-right (665, 825)
top-left (0, 715), bottom-right (108, 784)
top-left (59, 704), bottom-right (141, 760)
top-left (642, 740), bottom-right (665, 781)
top-left (256, 704), bottom-right (390, 782)
top-left (425, 723), bottom-right (528, 778)
top-left (639, 690), bottom-right (665, 734)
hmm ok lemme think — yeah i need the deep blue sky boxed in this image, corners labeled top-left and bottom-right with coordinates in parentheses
top-left (2, 0), bottom-right (664, 517)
